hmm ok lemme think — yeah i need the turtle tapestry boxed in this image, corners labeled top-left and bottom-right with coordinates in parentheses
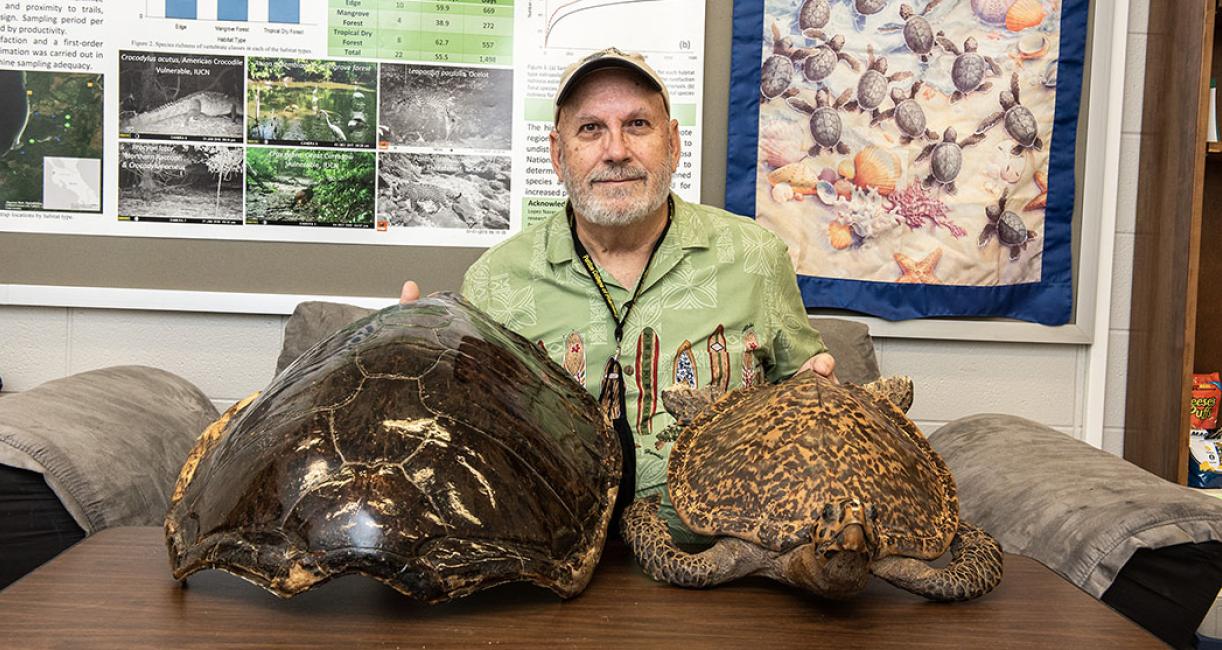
top-left (725, 0), bottom-right (1087, 325)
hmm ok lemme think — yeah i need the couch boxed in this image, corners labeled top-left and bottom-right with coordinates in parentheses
top-left (2, 302), bottom-right (1221, 648)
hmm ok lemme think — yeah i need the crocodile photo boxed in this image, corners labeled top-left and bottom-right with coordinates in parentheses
top-left (127, 91), bottom-right (242, 132)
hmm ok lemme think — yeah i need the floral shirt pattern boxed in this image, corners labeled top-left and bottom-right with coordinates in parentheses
top-left (461, 194), bottom-right (827, 541)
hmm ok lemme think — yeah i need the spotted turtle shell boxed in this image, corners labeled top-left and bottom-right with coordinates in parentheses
top-left (903, 16), bottom-right (934, 55)
top-left (800, 0), bottom-right (831, 29)
top-left (894, 99), bottom-right (926, 137)
top-left (165, 294), bottom-right (620, 602)
top-left (997, 211), bottom-right (1030, 245)
top-left (761, 55), bottom-right (795, 99)
top-left (810, 106), bottom-right (843, 148)
top-left (668, 373), bottom-right (958, 559)
top-left (930, 142), bottom-right (962, 182)
top-left (1004, 105), bottom-right (1038, 147)
top-left (857, 69), bottom-right (889, 110)
top-left (951, 52), bottom-right (986, 93)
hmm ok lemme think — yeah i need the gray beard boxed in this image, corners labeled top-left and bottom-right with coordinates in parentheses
top-left (560, 148), bottom-right (673, 227)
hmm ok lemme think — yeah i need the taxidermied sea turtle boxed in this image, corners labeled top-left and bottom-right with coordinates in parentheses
top-left (872, 82), bottom-right (936, 144)
top-left (621, 372), bottom-right (1004, 602)
top-left (935, 33), bottom-right (1001, 102)
top-left (976, 72), bottom-right (1044, 155)
top-left (165, 294), bottom-right (621, 602)
top-left (979, 189), bottom-right (1038, 260)
top-left (915, 126), bottom-right (985, 194)
top-left (788, 87), bottom-right (855, 156)
top-left (801, 34), bottom-right (860, 82)
top-left (846, 45), bottom-right (912, 121)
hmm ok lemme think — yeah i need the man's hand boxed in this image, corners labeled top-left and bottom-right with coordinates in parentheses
top-left (399, 280), bottom-right (421, 304)
top-left (799, 352), bottom-right (838, 383)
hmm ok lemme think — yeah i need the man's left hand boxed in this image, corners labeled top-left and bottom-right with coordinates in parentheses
top-left (799, 352), bottom-right (838, 383)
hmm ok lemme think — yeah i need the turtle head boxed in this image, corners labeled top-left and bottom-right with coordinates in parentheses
top-left (900, 4), bottom-right (915, 20)
top-left (660, 384), bottom-right (725, 425)
top-left (781, 498), bottom-right (879, 598)
top-left (964, 36), bottom-right (978, 52)
top-left (828, 33), bottom-right (845, 50)
top-left (999, 91), bottom-right (1016, 109)
top-left (943, 126), bottom-right (957, 142)
top-left (813, 498), bottom-right (879, 557)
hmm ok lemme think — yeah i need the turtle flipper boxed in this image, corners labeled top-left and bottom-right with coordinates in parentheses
top-left (661, 384), bottom-right (725, 424)
top-left (870, 522), bottom-right (1004, 602)
top-left (621, 496), bottom-right (764, 588)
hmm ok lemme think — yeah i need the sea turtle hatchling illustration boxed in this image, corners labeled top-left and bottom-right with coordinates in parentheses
top-left (801, 34), bottom-right (861, 82)
top-left (855, 0), bottom-right (890, 16)
top-left (760, 22), bottom-right (818, 101)
top-left (845, 45), bottom-right (912, 121)
top-left (872, 82), bottom-right (936, 144)
top-left (788, 87), bottom-right (855, 156)
top-left (890, 1), bottom-right (943, 62)
top-left (799, 0), bottom-right (832, 36)
top-left (979, 189), bottom-right (1039, 260)
top-left (976, 72), bottom-right (1044, 155)
top-left (915, 126), bottom-right (985, 194)
top-left (620, 373), bottom-right (1004, 602)
top-left (935, 33), bottom-right (1001, 102)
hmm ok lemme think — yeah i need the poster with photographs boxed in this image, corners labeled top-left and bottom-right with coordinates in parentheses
top-left (119, 52), bottom-right (244, 143)
top-left (0, 1), bottom-right (706, 248)
top-left (118, 142), bottom-right (243, 224)
top-left (378, 152), bottom-right (510, 231)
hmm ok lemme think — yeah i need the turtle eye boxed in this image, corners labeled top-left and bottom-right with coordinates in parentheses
top-left (868, 505), bottom-right (878, 520)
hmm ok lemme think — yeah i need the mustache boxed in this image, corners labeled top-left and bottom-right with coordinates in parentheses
top-left (587, 165), bottom-right (648, 183)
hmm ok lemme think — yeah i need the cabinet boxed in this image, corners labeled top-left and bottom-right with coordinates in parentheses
top-left (1124, 1), bottom-right (1218, 482)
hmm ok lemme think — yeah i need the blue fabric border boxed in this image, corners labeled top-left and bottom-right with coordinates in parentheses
top-left (724, 0), bottom-right (1089, 326)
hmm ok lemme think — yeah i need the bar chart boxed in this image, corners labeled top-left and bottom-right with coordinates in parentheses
top-left (157, 0), bottom-right (305, 24)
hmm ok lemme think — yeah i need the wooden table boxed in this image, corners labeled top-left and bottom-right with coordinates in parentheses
top-left (0, 527), bottom-right (1158, 648)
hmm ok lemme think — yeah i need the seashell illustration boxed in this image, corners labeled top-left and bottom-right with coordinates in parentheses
top-left (759, 120), bottom-right (810, 168)
top-left (972, 0), bottom-right (1016, 25)
top-left (1017, 33), bottom-right (1048, 58)
top-left (815, 180), bottom-right (839, 204)
top-left (819, 167), bottom-right (840, 184)
top-left (1040, 58), bottom-right (1058, 87)
top-left (834, 178), bottom-right (855, 199)
top-left (838, 158), bottom-right (856, 180)
top-left (853, 146), bottom-right (902, 196)
top-left (767, 158), bottom-right (822, 190)
top-left (771, 182), bottom-right (796, 203)
top-left (1006, 0), bottom-right (1046, 32)
top-left (828, 221), bottom-right (854, 250)
top-left (1001, 152), bottom-right (1026, 183)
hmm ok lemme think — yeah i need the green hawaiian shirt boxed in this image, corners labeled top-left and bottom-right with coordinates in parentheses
top-left (460, 194), bottom-right (827, 542)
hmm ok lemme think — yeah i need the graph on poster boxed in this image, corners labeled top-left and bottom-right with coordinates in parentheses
top-left (0, 0), bottom-right (705, 248)
top-left (542, 0), bottom-right (697, 53)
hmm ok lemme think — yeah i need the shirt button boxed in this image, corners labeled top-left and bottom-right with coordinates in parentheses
top-left (623, 365), bottom-right (635, 376)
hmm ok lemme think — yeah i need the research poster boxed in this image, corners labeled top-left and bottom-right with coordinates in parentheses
top-left (0, 0), bottom-right (705, 247)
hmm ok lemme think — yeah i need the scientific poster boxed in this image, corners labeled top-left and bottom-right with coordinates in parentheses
top-left (0, 0), bottom-right (705, 247)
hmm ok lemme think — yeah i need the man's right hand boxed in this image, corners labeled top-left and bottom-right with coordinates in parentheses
top-left (399, 280), bottom-right (421, 304)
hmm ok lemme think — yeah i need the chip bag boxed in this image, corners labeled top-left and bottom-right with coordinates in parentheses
top-left (1190, 372), bottom-right (1222, 432)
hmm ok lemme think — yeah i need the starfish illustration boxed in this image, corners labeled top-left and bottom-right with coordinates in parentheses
top-left (1024, 170), bottom-right (1048, 211)
top-left (894, 249), bottom-right (944, 284)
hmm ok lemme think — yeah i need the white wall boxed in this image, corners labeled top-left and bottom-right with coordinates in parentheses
top-left (0, 1), bottom-right (1148, 449)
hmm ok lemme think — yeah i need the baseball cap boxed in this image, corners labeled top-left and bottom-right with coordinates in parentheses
top-left (553, 47), bottom-right (670, 122)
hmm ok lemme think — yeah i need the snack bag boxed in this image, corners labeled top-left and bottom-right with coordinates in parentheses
top-left (1190, 372), bottom-right (1222, 431)
top-left (1189, 437), bottom-right (1222, 488)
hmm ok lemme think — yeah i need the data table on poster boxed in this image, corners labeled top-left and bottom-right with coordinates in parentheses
top-left (329, 0), bottom-right (513, 65)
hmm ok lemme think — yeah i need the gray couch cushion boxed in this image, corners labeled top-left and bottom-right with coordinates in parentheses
top-left (276, 301), bottom-right (376, 375)
top-left (929, 414), bottom-right (1222, 598)
top-left (808, 317), bottom-right (881, 384)
top-left (276, 303), bottom-right (883, 386)
top-left (0, 366), bottom-right (219, 534)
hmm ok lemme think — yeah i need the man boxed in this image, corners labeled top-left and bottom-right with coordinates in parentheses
top-left (401, 48), bottom-right (835, 541)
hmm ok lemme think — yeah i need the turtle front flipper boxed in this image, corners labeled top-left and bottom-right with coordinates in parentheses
top-left (869, 522), bottom-right (1004, 601)
top-left (621, 496), bottom-right (766, 588)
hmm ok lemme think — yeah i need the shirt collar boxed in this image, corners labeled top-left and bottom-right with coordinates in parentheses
top-left (544, 193), bottom-right (711, 265)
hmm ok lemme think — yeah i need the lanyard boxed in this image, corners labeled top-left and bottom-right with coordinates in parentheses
top-left (568, 196), bottom-right (673, 355)
top-left (568, 196), bottom-right (672, 529)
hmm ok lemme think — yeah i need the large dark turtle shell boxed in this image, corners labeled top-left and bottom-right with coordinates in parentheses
top-left (165, 294), bottom-right (620, 602)
top-left (668, 373), bottom-right (957, 560)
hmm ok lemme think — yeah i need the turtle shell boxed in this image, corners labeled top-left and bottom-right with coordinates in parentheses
top-left (165, 294), bottom-right (620, 602)
top-left (809, 106), bottom-right (843, 148)
top-left (997, 210), bottom-right (1029, 245)
top-left (951, 52), bottom-right (986, 92)
top-left (929, 141), bottom-right (962, 183)
top-left (760, 55), bottom-right (795, 99)
top-left (668, 373), bottom-right (958, 560)
top-left (1004, 104), bottom-right (1038, 147)
top-left (803, 47), bottom-right (837, 82)
top-left (857, 70), bottom-right (889, 110)
top-left (894, 100), bottom-right (926, 137)
top-left (903, 16), bottom-right (934, 55)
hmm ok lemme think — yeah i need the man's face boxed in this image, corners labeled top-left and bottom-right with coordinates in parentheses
top-left (551, 68), bottom-right (681, 227)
